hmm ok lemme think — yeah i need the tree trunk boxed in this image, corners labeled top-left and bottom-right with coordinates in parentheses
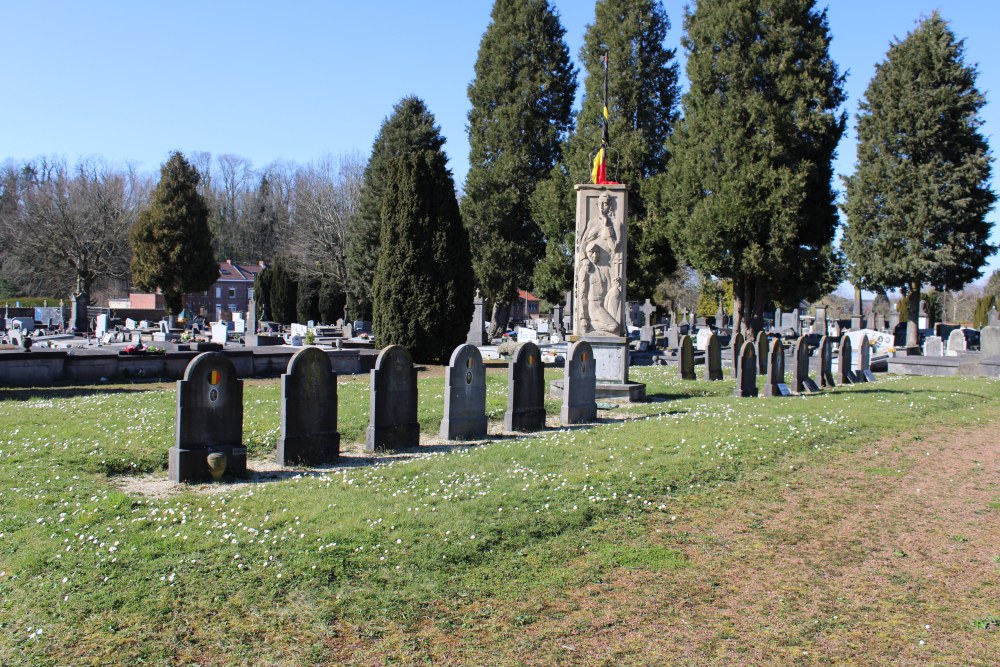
top-left (906, 281), bottom-right (920, 348)
top-left (487, 300), bottom-right (511, 341)
top-left (733, 275), bottom-right (767, 340)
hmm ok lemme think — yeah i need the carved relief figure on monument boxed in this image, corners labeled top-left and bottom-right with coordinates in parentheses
top-left (577, 242), bottom-right (620, 334)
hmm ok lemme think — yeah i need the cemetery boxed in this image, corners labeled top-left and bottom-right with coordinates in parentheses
top-left (2, 0), bottom-right (1000, 663)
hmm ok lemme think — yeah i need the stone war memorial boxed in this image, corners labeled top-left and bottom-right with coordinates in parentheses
top-left (569, 184), bottom-right (645, 401)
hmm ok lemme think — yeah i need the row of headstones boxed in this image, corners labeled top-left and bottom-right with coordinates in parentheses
top-left (168, 341), bottom-right (600, 483)
top-left (673, 330), bottom-right (873, 396)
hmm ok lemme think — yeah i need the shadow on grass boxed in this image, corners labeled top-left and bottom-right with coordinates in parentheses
top-left (0, 385), bottom-right (164, 402)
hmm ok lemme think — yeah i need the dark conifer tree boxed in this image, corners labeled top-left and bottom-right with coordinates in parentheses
top-left (372, 102), bottom-right (474, 362)
top-left (534, 0), bottom-right (680, 301)
top-left (463, 0), bottom-right (576, 337)
top-left (268, 257), bottom-right (297, 325)
top-left (130, 152), bottom-right (217, 314)
top-left (841, 12), bottom-right (996, 347)
top-left (660, 0), bottom-right (846, 337)
top-left (296, 278), bottom-right (321, 324)
top-left (253, 266), bottom-right (273, 320)
top-left (346, 97), bottom-right (446, 320)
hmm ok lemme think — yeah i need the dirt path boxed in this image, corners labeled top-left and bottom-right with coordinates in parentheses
top-left (485, 422), bottom-right (1000, 666)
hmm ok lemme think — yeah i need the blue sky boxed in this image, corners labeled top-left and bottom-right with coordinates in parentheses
top-left (4, 1), bottom-right (999, 282)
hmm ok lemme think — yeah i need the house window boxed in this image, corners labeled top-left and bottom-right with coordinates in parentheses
top-left (228, 287), bottom-right (236, 298)
top-left (229, 303), bottom-right (238, 312)
top-left (215, 287), bottom-right (222, 298)
top-left (247, 287), bottom-right (254, 301)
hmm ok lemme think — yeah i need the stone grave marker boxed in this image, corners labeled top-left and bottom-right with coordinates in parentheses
top-left (735, 340), bottom-right (758, 398)
top-left (704, 332), bottom-right (723, 381)
top-left (504, 341), bottom-right (546, 432)
top-left (94, 314), bottom-right (109, 338)
top-left (170, 352), bottom-right (247, 482)
top-left (343, 322), bottom-right (354, 339)
top-left (838, 334), bottom-right (854, 385)
top-left (918, 299), bottom-right (929, 330)
top-left (715, 303), bottom-right (725, 329)
top-left (552, 303), bottom-right (564, 334)
top-left (820, 335), bottom-right (835, 388)
top-left (640, 299), bottom-right (656, 347)
top-left (859, 333), bottom-right (875, 382)
top-left (276, 347), bottom-right (339, 465)
top-left (814, 306), bottom-right (827, 335)
top-left (666, 324), bottom-right (680, 350)
top-left (889, 311), bottom-right (900, 332)
top-left (989, 308), bottom-right (999, 327)
top-left (516, 327), bottom-right (538, 343)
top-left (695, 327), bottom-right (713, 351)
top-left (923, 335), bottom-right (943, 357)
top-left (365, 345), bottom-right (419, 451)
top-left (467, 291), bottom-right (487, 345)
top-left (561, 341), bottom-right (597, 425)
top-left (440, 344), bottom-right (488, 440)
top-left (792, 336), bottom-right (817, 393)
top-left (947, 329), bottom-right (967, 355)
top-left (125, 318), bottom-right (137, 330)
top-left (756, 331), bottom-right (769, 374)
top-left (731, 331), bottom-right (745, 376)
top-left (211, 322), bottom-right (228, 345)
top-left (763, 339), bottom-right (786, 397)
top-left (981, 325), bottom-right (1000, 357)
top-left (679, 335), bottom-right (696, 380)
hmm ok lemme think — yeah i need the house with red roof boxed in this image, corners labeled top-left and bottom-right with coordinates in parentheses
top-left (183, 260), bottom-right (267, 320)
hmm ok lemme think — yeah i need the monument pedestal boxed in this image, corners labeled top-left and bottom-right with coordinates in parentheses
top-left (550, 334), bottom-right (645, 402)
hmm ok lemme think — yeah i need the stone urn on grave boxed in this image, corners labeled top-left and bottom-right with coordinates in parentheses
top-left (554, 183), bottom-right (645, 402)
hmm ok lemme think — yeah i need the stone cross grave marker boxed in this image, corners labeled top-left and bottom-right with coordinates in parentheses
top-left (276, 347), bottom-right (339, 465)
top-left (666, 324), bottom-right (680, 350)
top-left (735, 340), bottom-right (758, 398)
top-left (440, 344), bottom-right (488, 440)
top-left (762, 338), bottom-right (786, 397)
top-left (170, 352), bottom-right (247, 482)
top-left (819, 336), bottom-right (835, 388)
top-left (561, 341), bottom-right (597, 425)
top-left (704, 332), bottom-right (723, 381)
top-left (365, 345), bottom-right (419, 451)
top-left (756, 331), bottom-right (769, 375)
top-left (640, 299), bottom-right (656, 346)
top-left (838, 334), bottom-right (854, 385)
top-left (504, 341), bottom-right (546, 432)
top-left (679, 335), bottom-right (696, 380)
top-left (467, 291), bottom-right (487, 345)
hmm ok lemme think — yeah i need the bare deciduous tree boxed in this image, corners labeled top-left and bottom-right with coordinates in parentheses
top-left (281, 153), bottom-right (364, 294)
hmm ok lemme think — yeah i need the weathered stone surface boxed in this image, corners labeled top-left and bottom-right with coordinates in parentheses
top-left (947, 329), bottom-right (967, 354)
top-left (982, 326), bottom-right (1000, 357)
top-left (440, 344), bottom-right (488, 440)
top-left (704, 332), bottom-right (723, 381)
top-left (792, 336), bottom-right (811, 393)
top-left (756, 331), bottom-right (769, 375)
top-left (170, 352), bottom-right (246, 482)
top-left (923, 335), bottom-right (943, 357)
top-left (735, 340), bottom-right (758, 398)
top-left (762, 338), bottom-right (786, 397)
top-left (728, 331), bottom-right (744, 376)
top-left (679, 335), bottom-right (696, 380)
top-left (574, 185), bottom-right (627, 337)
top-left (276, 347), bottom-right (339, 466)
top-left (467, 292), bottom-right (487, 345)
top-left (504, 342), bottom-right (546, 432)
top-left (820, 335), bottom-right (835, 388)
top-left (365, 345), bottom-right (419, 451)
top-left (857, 334), bottom-right (871, 382)
top-left (561, 341), bottom-right (597, 425)
top-left (838, 334), bottom-right (854, 385)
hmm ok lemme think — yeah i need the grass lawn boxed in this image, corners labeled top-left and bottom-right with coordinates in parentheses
top-left (0, 366), bottom-right (998, 665)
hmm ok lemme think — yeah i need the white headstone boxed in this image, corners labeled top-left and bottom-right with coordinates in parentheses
top-left (232, 319), bottom-right (246, 334)
top-left (211, 322), bottom-right (229, 345)
top-left (95, 314), bottom-right (109, 338)
top-left (125, 318), bottom-right (137, 330)
top-left (290, 322), bottom-right (309, 337)
top-left (537, 320), bottom-right (550, 333)
top-left (946, 328), bottom-right (967, 355)
top-left (516, 327), bottom-right (538, 343)
top-left (695, 327), bottom-right (713, 351)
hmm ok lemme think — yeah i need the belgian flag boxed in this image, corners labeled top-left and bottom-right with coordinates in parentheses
top-left (591, 54), bottom-right (615, 185)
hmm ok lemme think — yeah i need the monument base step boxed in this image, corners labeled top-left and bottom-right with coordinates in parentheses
top-left (550, 379), bottom-right (646, 402)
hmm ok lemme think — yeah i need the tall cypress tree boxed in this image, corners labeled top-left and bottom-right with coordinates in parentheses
top-left (841, 12), bottom-right (996, 348)
top-left (463, 0), bottom-right (576, 337)
top-left (268, 257), bottom-right (297, 325)
top-left (346, 97), bottom-right (445, 320)
top-left (372, 101), bottom-right (474, 363)
top-left (130, 152), bottom-right (217, 314)
top-left (659, 0), bottom-right (846, 336)
top-left (534, 0), bottom-right (680, 301)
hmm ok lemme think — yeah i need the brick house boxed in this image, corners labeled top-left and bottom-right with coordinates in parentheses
top-left (183, 260), bottom-right (267, 320)
top-left (509, 289), bottom-right (540, 322)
